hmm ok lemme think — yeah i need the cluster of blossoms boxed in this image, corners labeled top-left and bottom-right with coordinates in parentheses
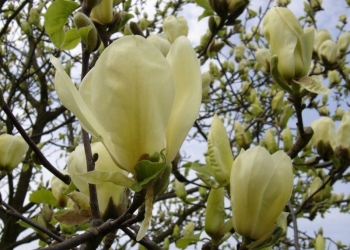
top-left (48, 5), bottom-right (330, 248)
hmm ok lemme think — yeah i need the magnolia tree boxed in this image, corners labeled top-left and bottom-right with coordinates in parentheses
top-left (0, 0), bottom-right (349, 249)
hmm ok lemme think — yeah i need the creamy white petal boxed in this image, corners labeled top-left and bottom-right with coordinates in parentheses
top-left (50, 55), bottom-right (106, 142)
top-left (165, 36), bottom-right (202, 163)
top-left (84, 36), bottom-right (175, 174)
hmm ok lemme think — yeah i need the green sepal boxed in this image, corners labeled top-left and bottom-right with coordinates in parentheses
top-left (246, 226), bottom-right (283, 249)
top-left (60, 28), bottom-right (81, 50)
top-left (191, 163), bottom-right (220, 189)
top-left (270, 55), bottom-right (293, 94)
top-left (62, 180), bottom-right (78, 195)
top-left (131, 151), bottom-right (167, 192)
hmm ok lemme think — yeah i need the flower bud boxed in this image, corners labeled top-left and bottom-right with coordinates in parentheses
top-left (90, 0), bottom-right (114, 24)
top-left (310, 176), bottom-right (323, 202)
top-left (265, 129), bottom-right (278, 154)
top-left (208, 115), bottom-right (233, 187)
top-left (234, 121), bottom-right (251, 149)
top-left (51, 170), bottom-right (69, 207)
top-left (338, 31), bottom-right (350, 53)
top-left (315, 234), bottom-right (325, 250)
top-left (282, 127), bottom-right (293, 152)
top-left (311, 0), bottom-right (323, 10)
top-left (20, 21), bottom-right (32, 35)
top-left (339, 14), bottom-right (347, 23)
top-left (201, 72), bottom-right (212, 102)
top-left (163, 16), bottom-right (188, 43)
top-left (230, 147), bottom-right (293, 240)
top-left (255, 48), bottom-right (271, 74)
top-left (318, 40), bottom-right (339, 65)
top-left (73, 12), bottom-right (100, 52)
top-left (28, 8), bottom-right (40, 26)
top-left (314, 29), bottom-right (331, 52)
top-left (205, 187), bottom-right (226, 240)
top-left (172, 224), bottom-right (180, 237)
top-left (311, 117), bottom-right (336, 157)
top-left (184, 221), bottom-right (195, 237)
top-left (235, 44), bottom-right (245, 62)
top-left (0, 134), bottom-right (29, 172)
top-left (271, 90), bottom-right (284, 114)
top-left (263, 7), bottom-right (314, 80)
top-left (174, 179), bottom-right (187, 200)
top-left (327, 70), bottom-right (341, 86)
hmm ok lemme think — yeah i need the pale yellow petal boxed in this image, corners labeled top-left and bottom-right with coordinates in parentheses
top-left (84, 36), bottom-right (174, 173)
top-left (165, 36), bottom-right (202, 163)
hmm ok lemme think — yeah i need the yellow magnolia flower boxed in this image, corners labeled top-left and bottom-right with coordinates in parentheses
top-left (0, 134), bottom-right (29, 172)
top-left (51, 36), bottom-right (201, 176)
top-left (263, 7), bottom-right (330, 95)
top-left (163, 16), bottom-right (189, 43)
top-left (263, 7), bottom-right (314, 81)
top-left (67, 142), bottom-right (127, 217)
top-left (310, 117), bottom-right (336, 150)
top-left (230, 146), bottom-right (293, 240)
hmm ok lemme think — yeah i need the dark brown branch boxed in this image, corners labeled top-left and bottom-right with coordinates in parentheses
top-left (0, 194), bottom-right (64, 243)
top-left (0, 89), bottom-right (70, 184)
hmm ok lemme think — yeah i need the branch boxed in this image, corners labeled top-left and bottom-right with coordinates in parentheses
top-left (0, 89), bottom-right (70, 184)
top-left (287, 201), bottom-right (300, 250)
top-left (0, 194), bottom-right (64, 243)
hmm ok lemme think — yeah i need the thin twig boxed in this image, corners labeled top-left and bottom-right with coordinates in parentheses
top-left (0, 194), bottom-right (63, 243)
top-left (0, 89), bottom-right (70, 184)
top-left (288, 201), bottom-right (300, 250)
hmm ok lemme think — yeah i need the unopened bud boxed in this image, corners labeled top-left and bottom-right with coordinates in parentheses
top-left (174, 179), bottom-right (187, 200)
top-left (234, 44), bottom-right (245, 62)
top-left (205, 188), bottom-right (226, 240)
top-left (339, 14), bottom-right (347, 23)
top-left (315, 234), bottom-right (325, 250)
top-left (282, 127), bottom-right (293, 152)
top-left (265, 129), bottom-right (278, 154)
top-left (338, 31), bottom-right (350, 53)
top-left (184, 221), bottom-right (195, 237)
top-left (28, 8), bottom-right (40, 26)
top-left (328, 70), bottom-right (341, 86)
top-left (209, 0), bottom-right (228, 17)
top-left (73, 12), bottom-right (100, 52)
top-left (310, 176), bottom-right (323, 202)
top-left (271, 90), bottom-right (284, 114)
top-left (318, 40), bottom-right (339, 65)
top-left (129, 21), bottom-right (144, 36)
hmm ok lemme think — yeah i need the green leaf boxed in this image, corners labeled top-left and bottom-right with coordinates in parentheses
top-left (176, 233), bottom-right (202, 248)
top-left (131, 159), bottom-right (167, 192)
top-left (62, 180), bottom-right (78, 195)
top-left (29, 189), bottom-right (58, 206)
top-left (80, 170), bottom-right (136, 188)
top-left (194, 0), bottom-right (211, 9)
top-left (44, 0), bottom-right (79, 48)
top-left (198, 9), bottom-right (214, 21)
top-left (61, 28), bottom-right (80, 50)
top-left (293, 76), bottom-right (331, 95)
